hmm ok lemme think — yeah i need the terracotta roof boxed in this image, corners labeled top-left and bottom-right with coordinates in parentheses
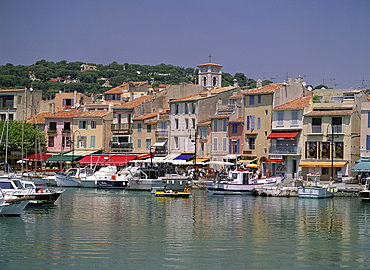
top-left (198, 121), bottom-right (211, 126)
top-left (114, 95), bottom-right (153, 109)
top-left (229, 117), bottom-right (244, 123)
top-left (170, 86), bottom-right (236, 103)
top-left (74, 110), bottom-right (111, 118)
top-left (367, 94), bottom-right (370, 101)
top-left (274, 93), bottom-right (312, 110)
top-left (197, 63), bottom-right (223, 67)
top-left (46, 109), bottom-right (79, 119)
top-left (229, 93), bottom-right (243, 98)
top-left (245, 83), bottom-right (283, 94)
top-left (104, 81), bottom-right (148, 94)
top-left (304, 110), bottom-right (355, 116)
top-left (133, 111), bottom-right (159, 120)
top-left (160, 108), bottom-right (170, 114)
top-left (27, 112), bottom-right (53, 124)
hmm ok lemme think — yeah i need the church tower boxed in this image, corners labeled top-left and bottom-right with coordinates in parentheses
top-left (197, 61), bottom-right (223, 90)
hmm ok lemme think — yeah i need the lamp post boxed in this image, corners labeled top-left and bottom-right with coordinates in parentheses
top-left (327, 123), bottom-right (338, 182)
top-left (190, 127), bottom-right (198, 180)
top-left (72, 129), bottom-right (81, 168)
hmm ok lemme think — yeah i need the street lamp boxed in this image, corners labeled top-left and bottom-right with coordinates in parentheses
top-left (72, 129), bottom-right (82, 168)
top-left (189, 127), bottom-right (198, 180)
top-left (327, 123), bottom-right (339, 182)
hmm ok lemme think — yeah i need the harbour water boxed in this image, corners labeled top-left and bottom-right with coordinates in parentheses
top-left (1, 188), bottom-right (370, 270)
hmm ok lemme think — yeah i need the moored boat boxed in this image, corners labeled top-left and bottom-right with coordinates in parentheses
top-left (0, 188), bottom-right (33, 216)
top-left (206, 169), bottom-right (283, 195)
top-left (155, 191), bottom-right (191, 198)
top-left (297, 173), bottom-right (336, 199)
top-left (55, 167), bottom-right (93, 187)
top-left (359, 177), bottom-right (370, 201)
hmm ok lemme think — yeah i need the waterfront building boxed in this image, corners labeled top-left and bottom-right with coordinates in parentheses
top-left (243, 78), bottom-right (310, 177)
top-left (300, 88), bottom-right (365, 181)
top-left (132, 111), bottom-right (159, 154)
top-left (54, 91), bottom-right (91, 113)
top-left (197, 120), bottom-right (211, 162)
top-left (269, 93), bottom-right (312, 179)
top-left (0, 88), bottom-right (42, 121)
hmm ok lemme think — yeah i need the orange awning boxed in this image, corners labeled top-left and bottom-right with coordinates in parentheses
top-left (267, 131), bottom-right (300, 140)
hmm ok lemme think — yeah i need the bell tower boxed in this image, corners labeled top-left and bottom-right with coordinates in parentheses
top-left (197, 56), bottom-right (223, 90)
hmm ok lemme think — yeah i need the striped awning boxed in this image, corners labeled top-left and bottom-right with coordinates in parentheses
top-left (299, 161), bottom-right (347, 167)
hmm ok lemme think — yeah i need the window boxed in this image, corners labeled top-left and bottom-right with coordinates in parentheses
top-left (65, 137), bottom-right (71, 147)
top-left (48, 136), bottom-right (54, 147)
top-left (322, 167), bottom-right (329, 175)
top-left (277, 111), bottom-right (284, 126)
top-left (307, 142), bottom-right (317, 158)
top-left (258, 95), bottom-right (261, 104)
top-left (90, 136), bottom-right (96, 148)
top-left (185, 103), bottom-right (188, 114)
top-left (49, 122), bottom-right (57, 132)
top-left (62, 98), bottom-right (74, 107)
top-left (63, 122), bottom-right (71, 132)
top-left (185, 119), bottom-right (189, 129)
top-left (79, 121), bottom-right (88, 129)
top-left (246, 116), bottom-right (250, 130)
top-left (249, 138), bottom-right (255, 150)
top-left (191, 103), bottom-right (196, 114)
top-left (213, 138), bottom-right (218, 151)
top-left (223, 120), bottom-right (227, 132)
top-left (291, 111), bottom-right (298, 126)
top-left (322, 142), bottom-right (330, 159)
top-left (77, 136), bottom-right (87, 148)
top-left (257, 118), bottom-right (261, 129)
top-left (367, 136), bottom-right (370, 151)
top-left (213, 120), bottom-right (218, 132)
top-left (335, 142), bottom-right (343, 159)
top-left (251, 115), bottom-right (255, 130)
top-left (175, 104), bottom-right (179, 114)
top-left (223, 138), bottom-right (227, 151)
top-left (147, 124), bottom-right (151, 133)
top-left (138, 123), bottom-right (142, 132)
top-left (192, 118), bottom-right (195, 128)
top-left (174, 137), bottom-right (179, 149)
top-left (146, 139), bottom-right (151, 149)
top-left (368, 112), bottom-right (370, 128)
top-left (249, 95), bottom-right (255, 105)
top-left (200, 127), bottom-right (208, 139)
top-left (175, 119), bottom-right (179, 129)
top-left (137, 139), bottom-right (141, 148)
top-left (91, 121), bottom-right (97, 129)
top-left (206, 144), bottom-right (210, 155)
top-left (265, 110), bottom-right (268, 115)
top-left (232, 124), bottom-right (238, 134)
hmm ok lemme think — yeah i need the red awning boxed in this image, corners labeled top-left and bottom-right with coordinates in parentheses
top-left (24, 154), bottom-right (53, 161)
top-left (78, 155), bottom-right (137, 166)
top-left (135, 153), bottom-right (152, 160)
top-left (267, 159), bottom-right (283, 163)
top-left (267, 131), bottom-right (300, 140)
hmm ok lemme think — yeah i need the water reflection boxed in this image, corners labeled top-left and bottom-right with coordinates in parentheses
top-left (1, 189), bottom-right (370, 269)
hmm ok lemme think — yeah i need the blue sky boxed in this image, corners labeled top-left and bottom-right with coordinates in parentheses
top-left (1, 0), bottom-right (369, 88)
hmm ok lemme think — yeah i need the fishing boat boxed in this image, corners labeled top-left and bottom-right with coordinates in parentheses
top-left (55, 167), bottom-right (93, 187)
top-left (0, 188), bottom-right (33, 216)
top-left (359, 177), bottom-right (370, 201)
top-left (206, 169), bottom-right (283, 195)
top-left (0, 178), bottom-right (64, 204)
top-left (127, 164), bottom-right (190, 191)
top-left (297, 173), bottom-right (336, 199)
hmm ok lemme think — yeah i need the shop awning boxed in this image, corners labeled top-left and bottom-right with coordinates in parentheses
top-left (24, 154), bottom-right (53, 161)
top-left (299, 161), bottom-right (347, 167)
top-left (78, 155), bottom-right (137, 166)
top-left (45, 150), bottom-right (99, 163)
top-left (153, 140), bottom-right (167, 147)
top-left (267, 159), bottom-right (283, 163)
top-left (267, 131), bottom-right (300, 140)
top-left (351, 161), bottom-right (370, 172)
top-left (223, 154), bottom-right (239, 160)
top-left (173, 153), bottom-right (194, 161)
top-left (136, 153), bottom-right (152, 160)
top-left (196, 158), bottom-right (209, 163)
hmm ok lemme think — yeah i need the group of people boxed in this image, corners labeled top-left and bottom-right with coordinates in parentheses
top-left (163, 185), bottom-right (190, 193)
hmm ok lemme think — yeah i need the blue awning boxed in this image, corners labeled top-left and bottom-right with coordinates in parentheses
top-left (173, 154), bottom-right (194, 161)
top-left (351, 160), bottom-right (370, 172)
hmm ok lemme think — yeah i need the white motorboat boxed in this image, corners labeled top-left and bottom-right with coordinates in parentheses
top-left (206, 169), bottom-right (283, 195)
top-left (0, 178), bottom-right (64, 204)
top-left (297, 173), bottom-right (336, 199)
top-left (55, 167), bottom-right (93, 187)
top-left (0, 188), bottom-right (32, 216)
top-left (82, 166), bottom-right (131, 189)
top-left (359, 177), bottom-right (370, 201)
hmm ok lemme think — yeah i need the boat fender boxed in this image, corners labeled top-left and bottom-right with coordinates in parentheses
top-left (36, 187), bottom-right (43, 193)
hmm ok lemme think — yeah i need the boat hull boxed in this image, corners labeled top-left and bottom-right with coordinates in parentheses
top-left (359, 190), bottom-right (370, 201)
top-left (97, 180), bottom-right (128, 189)
top-left (128, 178), bottom-right (188, 191)
top-left (206, 182), bottom-right (272, 195)
top-left (1, 199), bottom-right (30, 216)
top-left (55, 173), bottom-right (81, 187)
top-left (298, 187), bottom-right (333, 198)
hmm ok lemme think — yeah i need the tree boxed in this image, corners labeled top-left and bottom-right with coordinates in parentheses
top-left (234, 73), bottom-right (247, 87)
top-left (314, 84), bottom-right (329, 89)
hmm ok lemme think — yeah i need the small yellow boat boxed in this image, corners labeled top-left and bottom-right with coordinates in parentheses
top-left (155, 191), bottom-right (191, 198)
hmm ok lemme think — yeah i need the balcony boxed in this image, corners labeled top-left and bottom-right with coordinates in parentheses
top-left (111, 123), bottom-right (132, 134)
top-left (111, 142), bottom-right (133, 152)
top-left (47, 129), bottom-right (57, 134)
top-left (308, 125), bottom-right (322, 134)
top-left (269, 145), bottom-right (301, 155)
top-left (155, 130), bottom-right (168, 138)
top-left (328, 125), bottom-right (343, 134)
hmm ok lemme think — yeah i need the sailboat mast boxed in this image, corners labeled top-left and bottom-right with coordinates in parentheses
top-left (5, 108), bottom-right (9, 173)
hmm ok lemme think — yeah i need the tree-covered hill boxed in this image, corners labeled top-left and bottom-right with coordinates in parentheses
top-left (0, 60), bottom-right (259, 99)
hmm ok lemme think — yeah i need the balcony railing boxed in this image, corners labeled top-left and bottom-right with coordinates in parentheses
top-left (308, 125), bottom-right (322, 133)
top-left (328, 125), bottom-right (343, 134)
top-left (111, 142), bottom-right (133, 151)
top-left (111, 123), bottom-right (132, 134)
top-left (269, 145), bottom-right (301, 155)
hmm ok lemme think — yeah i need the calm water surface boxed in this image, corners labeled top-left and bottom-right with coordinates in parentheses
top-left (1, 188), bottom-right (370, 269)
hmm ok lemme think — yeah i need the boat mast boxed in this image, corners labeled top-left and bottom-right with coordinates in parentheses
top-left (5, 108), bottom-right (9, 173)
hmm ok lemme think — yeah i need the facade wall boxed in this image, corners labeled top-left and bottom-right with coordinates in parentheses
top-left (360, 102), bottom-right (370, 158)
top-left (45, 118), bottom-right (73, 153)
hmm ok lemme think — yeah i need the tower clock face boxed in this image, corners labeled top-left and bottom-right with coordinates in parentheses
top-left (213, 68), bottom-right (217, 72)
top-left (202, 67), bottom-right (206, 72)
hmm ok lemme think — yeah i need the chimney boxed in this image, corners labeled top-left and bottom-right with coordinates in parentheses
top-left (233, 79), bottom-right (239, 88)
top-left (256, 79), bottom-right (262, 88)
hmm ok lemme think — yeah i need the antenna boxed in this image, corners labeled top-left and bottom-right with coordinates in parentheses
top-left (356, 77), bottom-right (369, 89)
top-left (208, 54), bottom-right (212, 63)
